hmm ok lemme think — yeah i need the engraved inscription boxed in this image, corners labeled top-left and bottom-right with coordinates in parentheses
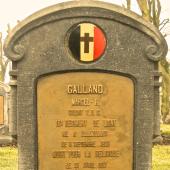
top-left (38, 72), bottom-right (134, 170)
top-left (67, 84), bottom-right (104, 94)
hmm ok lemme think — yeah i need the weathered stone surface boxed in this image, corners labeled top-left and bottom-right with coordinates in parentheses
top-left (0, 135), bottom-right (15, 145)
top-left (0, 82), bottom-right (10, 136)
top-left (4, 1), bottom-right (167, 170)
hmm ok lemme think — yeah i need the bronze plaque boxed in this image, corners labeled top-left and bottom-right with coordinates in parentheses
top-left (37, 72), bottom-right (134, 170)
top-left (0, 96), bottom-right (4, 125)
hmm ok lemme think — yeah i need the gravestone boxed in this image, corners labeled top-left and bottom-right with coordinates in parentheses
top-left (4, 1), bottom-right (167, 170)
top-left (0, 82), bottom-right (13, 145)
top-left (0, 82), bottom-right (10, 135)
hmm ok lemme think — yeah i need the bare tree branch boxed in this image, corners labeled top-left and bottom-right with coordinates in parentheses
top-left (126, 0), bottom-right (131, 10)
top-left (136, 0), bottom-right (151, 21)
top-left (159, 19), bottom-right (170, 31)
top-left (0, 32), bottom-right (3, 70)
top-left (7, 23), bottom-right (11, 36)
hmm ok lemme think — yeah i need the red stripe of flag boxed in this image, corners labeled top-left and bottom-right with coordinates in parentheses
top-left (94, 27), bottom-right (106, 60)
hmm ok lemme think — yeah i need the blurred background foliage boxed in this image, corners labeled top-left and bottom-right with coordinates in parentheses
top-left (125, 0), bottom-right (170, 124)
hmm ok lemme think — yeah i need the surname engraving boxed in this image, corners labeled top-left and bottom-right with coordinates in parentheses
top-left (67, 84), bottom-right (104, 94)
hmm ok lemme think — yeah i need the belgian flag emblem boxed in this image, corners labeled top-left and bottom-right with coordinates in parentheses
top-left (69, 23), bottom-right (106, 62)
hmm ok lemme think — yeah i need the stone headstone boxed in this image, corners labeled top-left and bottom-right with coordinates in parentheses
top-left (4, 1), bottom-right (167, 170)
top-left (0, 82), bottom-right (10, 135)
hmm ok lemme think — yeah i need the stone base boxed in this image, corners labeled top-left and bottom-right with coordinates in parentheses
top-left (0, 135), bottom-right (16, 145)
top-left (153, 135), bottom-right (163, 145)
top-left (0, 125), bottom-right (9, 135)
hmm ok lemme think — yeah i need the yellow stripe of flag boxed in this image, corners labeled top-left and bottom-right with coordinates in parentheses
top-left (80, 23), bottom-right (94, 61)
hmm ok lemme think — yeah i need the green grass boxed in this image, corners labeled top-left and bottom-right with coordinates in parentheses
top-left (161, 124), bottom-right (170, 136)
top-left (152, 145), bottom-right (170, 170)
top-left (0, 147), bottom-right (18, 170)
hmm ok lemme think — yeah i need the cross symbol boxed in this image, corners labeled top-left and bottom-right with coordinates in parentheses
top-left (80, 33), bottom-right (94, 53)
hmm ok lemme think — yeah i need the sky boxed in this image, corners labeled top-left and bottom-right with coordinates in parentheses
top-left (0, 0), bottom-right (170, 61)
